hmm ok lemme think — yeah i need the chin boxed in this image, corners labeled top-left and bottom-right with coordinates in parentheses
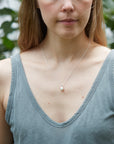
top-left (55, 27), bottom-right (83, 39)
top-left (58, 32), bottom-right (81, 40)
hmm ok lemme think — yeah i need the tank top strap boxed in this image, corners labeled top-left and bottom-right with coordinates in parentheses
top-left (111, 49), bottom-right (114, 82)
top-left (5, 53), bottom-right (20, 124)
top-left (110, 49), bottom-right (114, 99)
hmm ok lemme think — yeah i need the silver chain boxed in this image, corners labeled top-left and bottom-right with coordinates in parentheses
top-left (41, 42), bottom-right (90, 92)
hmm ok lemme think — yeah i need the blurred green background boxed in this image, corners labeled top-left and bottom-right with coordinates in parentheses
top-left (0, 0), bottom-right (114, 60)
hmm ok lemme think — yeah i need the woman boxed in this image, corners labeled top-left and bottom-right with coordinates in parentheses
top-left (0, 0), bottom-right (114, 143)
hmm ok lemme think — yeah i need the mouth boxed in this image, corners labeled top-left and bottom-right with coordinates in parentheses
top-left (57, 19), bottom-right (79, 26)
top-left (59, 19), bottom-right (78, 22)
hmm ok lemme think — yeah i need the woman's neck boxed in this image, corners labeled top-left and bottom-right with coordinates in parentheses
top-left (39, 32), bottom-right (94, 64)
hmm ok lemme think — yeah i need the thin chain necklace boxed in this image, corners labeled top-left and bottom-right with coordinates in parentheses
top-left (41, 42), bottom-right (90, 92)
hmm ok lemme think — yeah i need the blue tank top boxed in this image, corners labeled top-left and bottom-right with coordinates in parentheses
top-left (5, 50), bottom-right (114, 144)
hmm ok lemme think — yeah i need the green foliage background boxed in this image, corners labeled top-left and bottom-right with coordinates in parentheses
top-left (0, 0), bottom-right (114, 60)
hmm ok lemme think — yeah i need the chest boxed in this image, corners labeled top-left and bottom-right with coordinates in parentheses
top-left (22, 60), bottom-right (103, 123)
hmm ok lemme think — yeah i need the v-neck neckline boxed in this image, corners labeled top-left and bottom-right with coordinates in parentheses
top-left (17, 49), bottom-right (113, 128)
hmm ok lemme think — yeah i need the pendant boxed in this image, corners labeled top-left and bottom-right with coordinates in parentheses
top-left (60, 86), bottom-right (64, 92)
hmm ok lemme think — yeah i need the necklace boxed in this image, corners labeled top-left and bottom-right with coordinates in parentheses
top-left (41, 42), bottom-right (90, 92)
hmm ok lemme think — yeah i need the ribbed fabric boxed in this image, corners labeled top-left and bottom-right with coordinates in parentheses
top-left (5, 50), bottom-right (114, 144)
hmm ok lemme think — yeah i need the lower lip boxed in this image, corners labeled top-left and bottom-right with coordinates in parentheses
top-left (59, 20), bottom-right (78, 26)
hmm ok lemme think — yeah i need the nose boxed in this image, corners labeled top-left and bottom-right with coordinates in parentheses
top-left (61, 0), bottom-right (74, 13)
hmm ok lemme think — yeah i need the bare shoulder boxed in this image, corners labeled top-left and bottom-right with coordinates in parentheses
top-left (95, 45), bottom-right (111, 52)
top-left (101, 46), bottom-right (112, 52)
top-left (91, 44), bottom-right (112, 57)
top-left (99, 46), bottom-right (112, 58)
top-left (0, 57), bottom-right (11, 111)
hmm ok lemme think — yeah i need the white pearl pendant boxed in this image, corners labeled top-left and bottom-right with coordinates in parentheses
top-left (60, 86), bottom-right (64, 92)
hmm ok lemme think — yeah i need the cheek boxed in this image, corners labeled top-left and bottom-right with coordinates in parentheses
top-left (38, 2), bottom-right (56, 22)
top-left (76, 1), bottom-right (92, 28)
top-left (38, 0), bottom-right (56, 13)
top-left (77, 0), bottom-right (92, 12)
top-left (77, 0), bottom-right (92, 21)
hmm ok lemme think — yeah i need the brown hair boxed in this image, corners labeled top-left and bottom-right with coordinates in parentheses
top-left (18, 0), bottom-right (107, 52)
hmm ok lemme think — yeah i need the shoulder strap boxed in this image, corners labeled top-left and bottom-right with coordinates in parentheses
top-left (109, 49), bottom-right (114, 105)
top-left (110, 49), bottom-right (114, 84)
top-left (5, 53), bottom-right (19, 124)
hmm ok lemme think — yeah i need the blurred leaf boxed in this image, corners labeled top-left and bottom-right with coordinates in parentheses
top-left (103, 0), bottom-right (114, 31)
top-left (0, 21), bottom-right (18, 35)
top-left (0, 7), bottom-right (17, 19)
top-left (110, 43), bottom-right (114, 49)
top-left (0, 44), bottom-right (7, 53)
top-left (0, 53), bottom-right (6, 60)
top-left (2, 37), bottom-right (15, 50)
